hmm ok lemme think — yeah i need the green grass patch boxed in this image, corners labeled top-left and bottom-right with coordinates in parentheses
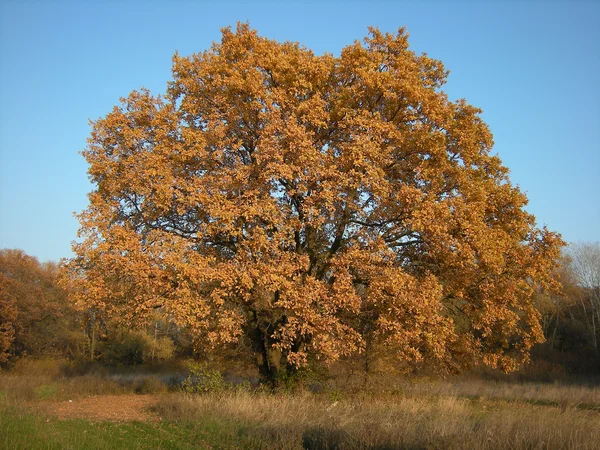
top-left (0, 405), bottom-right (260, 450)
top-left (34, 384), bottom-right (58, 401)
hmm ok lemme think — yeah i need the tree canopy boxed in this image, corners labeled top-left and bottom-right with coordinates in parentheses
top-left (0, 249), bottom-right (72, 363)
top-left (64, 24), bottom-right (563, 382)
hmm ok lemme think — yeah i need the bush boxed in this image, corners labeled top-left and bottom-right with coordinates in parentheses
top-left (134, 377), bottom-right (169, 394)
top-left (99, 330), bottom-right (176, 366)
top-left (147, 335), bottom-right (175, 361)
top-left (181, 362), bottom-right (225, 394)
top-left (99, 331), bottom-right (149, 366)
top-left (59, 330), bottom-right (90, 361)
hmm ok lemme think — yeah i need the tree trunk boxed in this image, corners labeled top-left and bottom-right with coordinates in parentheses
top-left (261, 344), bottom-right (283, 388)
top-left (89, 311), bottom-right (96, 362)
top-left (592, 312), bottom-right (598, 355)
top-left (246, 308), bottom-right (287, 388)
top-left (152, 321), bottom-right (158, 361)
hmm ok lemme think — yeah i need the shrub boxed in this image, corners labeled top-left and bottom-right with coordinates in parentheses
top-left (147, 335), bottom-right (176, 361)
top-left (134, 377), bottom-right (169, 394)
top-left (181, 362), bottom-right (225, 394)
top-left (99, 330), bottom-right (150, 366)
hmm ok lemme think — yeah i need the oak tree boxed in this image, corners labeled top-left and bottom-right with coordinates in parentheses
top-left (65, 24), bottom-right (563, 383)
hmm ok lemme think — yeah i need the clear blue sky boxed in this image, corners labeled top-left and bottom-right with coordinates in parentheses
top-left (1, 1), bottom-right (598, 262)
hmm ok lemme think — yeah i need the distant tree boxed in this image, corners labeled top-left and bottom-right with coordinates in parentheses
top-left (532, 245), bottom-right (600, 374)
top-left (566, 242), bottom-right (600, 355)
top-left (0, 284), bottom-right (17, 364)
top-left (64, 24), bottom-right (563, 385)
top-left (0, 249), bottom-right (76, 361)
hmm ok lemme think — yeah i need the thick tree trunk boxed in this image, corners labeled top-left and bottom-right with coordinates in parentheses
top-left (247, 308), bottom-right (286, 388)
top-left (260, 344), bottom-right (283, 388)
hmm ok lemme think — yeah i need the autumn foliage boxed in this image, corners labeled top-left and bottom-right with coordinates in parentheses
top-left (0, 281), bottom-right (17, 364)
top-left (64, 24), bottom-right (563, 382)
top-left (0, 249), bottom-right (74, 363)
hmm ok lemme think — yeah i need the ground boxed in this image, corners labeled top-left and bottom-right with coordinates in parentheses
top-left (2, 365), bottom-right (600, 449)
top-left (32, 394), bottom-right (161, 422)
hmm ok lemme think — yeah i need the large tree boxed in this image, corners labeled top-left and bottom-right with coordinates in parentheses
top-left (65, 24), bottom-right (563, 383)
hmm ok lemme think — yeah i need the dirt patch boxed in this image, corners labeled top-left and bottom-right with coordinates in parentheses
top-left (34, 394), bottom-right (161, 422)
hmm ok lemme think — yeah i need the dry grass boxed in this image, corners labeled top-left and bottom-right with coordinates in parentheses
top-left (0, 359), bottom-right (169, 404)
top-left (372, 376), bottom-right (600, 411)
top-left (423, 378), bottom-right (600, 409)
top-left (154, 387), bottom-right (600, 449)
top-left (1, 359), bottom-right (599, 449)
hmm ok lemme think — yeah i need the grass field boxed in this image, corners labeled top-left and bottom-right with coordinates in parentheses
top-left (1, 361), bottom-right (599, 449)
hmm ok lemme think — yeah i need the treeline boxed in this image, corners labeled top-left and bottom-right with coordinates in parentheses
top-left (0, 249), bottom-right (193, 367)
top-left (1, 246), bottom-right (599, 376)
top-left (535, 243), bottom-right (600, 373)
